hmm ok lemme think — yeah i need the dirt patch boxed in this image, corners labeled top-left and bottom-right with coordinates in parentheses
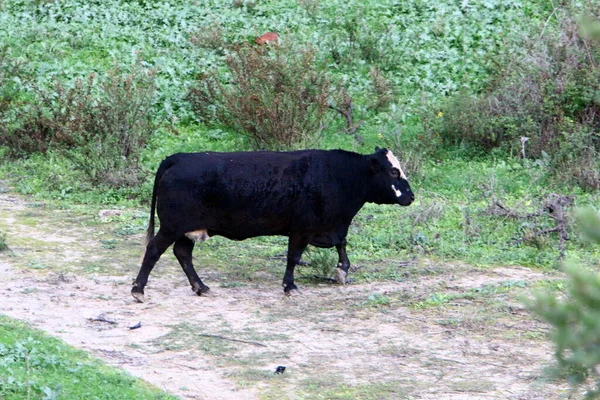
top-left (0, 193), bottom-right (569, 399)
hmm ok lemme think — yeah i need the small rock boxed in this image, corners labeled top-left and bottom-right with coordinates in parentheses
top-left (98, 210), bottom-right (123, 220)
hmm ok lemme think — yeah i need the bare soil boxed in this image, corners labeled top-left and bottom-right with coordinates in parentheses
top-left (0, 192), bottom-right (570, 399)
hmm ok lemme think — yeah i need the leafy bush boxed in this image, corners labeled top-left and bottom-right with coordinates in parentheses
top-left (425, 5), bottom-right (600, 188)
top-left (1, 61), bottom-right (157, 186)
top-left (528, 209), bottom-right (600, 398)
top-left (187, 43), bottom-right (330, 149)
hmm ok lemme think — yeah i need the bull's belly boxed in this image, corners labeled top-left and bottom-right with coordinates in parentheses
top-left (207, 227), bottom-right (289, 241)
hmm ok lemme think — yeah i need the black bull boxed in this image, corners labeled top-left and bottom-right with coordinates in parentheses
top-left (131, 148), bottom-right (414, 302)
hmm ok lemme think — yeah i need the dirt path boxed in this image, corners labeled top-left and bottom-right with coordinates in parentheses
top-left (0, 192), bottom-right (569, 399)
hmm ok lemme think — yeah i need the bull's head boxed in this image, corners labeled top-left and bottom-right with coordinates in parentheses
top-left (369, 147), bottom-right (414, 206)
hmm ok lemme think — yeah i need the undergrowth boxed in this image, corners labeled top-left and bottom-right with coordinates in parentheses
top-left (424, 2), bottom-right (600, 189)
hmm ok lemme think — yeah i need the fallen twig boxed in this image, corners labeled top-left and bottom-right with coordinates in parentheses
top-left (198, 333), bottom-right (267, 347)
top-left (88, 315), bottom-right (117, 325)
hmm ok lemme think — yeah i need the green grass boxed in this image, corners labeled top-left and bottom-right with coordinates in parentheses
top-left (412, 281), bottom-right (527, 309)
top-left (0, 315), bottom-right (176, 400)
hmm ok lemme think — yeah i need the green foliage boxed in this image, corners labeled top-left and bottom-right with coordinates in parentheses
top-left (578, 209), bottom-right (600, 243)
top-left (0, 47), bottom-right (28, 142)
top-left (580, 16), bottom-right (600, 41)
top-left (528, 209), bottom-right (600, 398)
top-left (425, 3), bottom-right (600, 188)
top-left (187, 43), bottom-right (330, 149)
top-left (0, 315), bottom-right (176, 400)
top-left (0, 0), bottom-right (550, 125)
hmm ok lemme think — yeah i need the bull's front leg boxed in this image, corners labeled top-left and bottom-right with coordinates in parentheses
top-left (283, 234), bottom-right (310, 294)
top-left (335, 239), bottom-right (351, 285)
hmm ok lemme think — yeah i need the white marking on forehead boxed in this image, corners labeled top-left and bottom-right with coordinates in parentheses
top-left (385, 150), bottom-right (407, 180)
top-left (391, 185), bottom-right (402, 197)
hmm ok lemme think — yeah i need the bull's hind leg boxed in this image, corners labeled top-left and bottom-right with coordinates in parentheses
top-left (283, 234), bottom-right (310, 294)
top-left (335, 239), bottom-right (351, 285)
top-left (132, 230), bottom-right (175, 303)
top-left (173, 236), bottom-right (210, 296)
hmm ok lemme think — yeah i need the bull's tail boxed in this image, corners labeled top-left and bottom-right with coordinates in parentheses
top-left (146, 156), bottom-right (176, 245)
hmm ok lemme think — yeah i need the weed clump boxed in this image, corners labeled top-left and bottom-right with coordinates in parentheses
top-left (0, 230), bottom-right (7, 252)
top-left (187, 43), bottom-right (330, 150)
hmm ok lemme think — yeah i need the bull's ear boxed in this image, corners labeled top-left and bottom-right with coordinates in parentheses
top-left (375, 146), bottom-right (381, 152)
top-left (369, 157), bottom-right (382, 174)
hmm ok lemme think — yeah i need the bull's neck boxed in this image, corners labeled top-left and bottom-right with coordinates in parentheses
top-left (343, 157), bottom-right (373, 213)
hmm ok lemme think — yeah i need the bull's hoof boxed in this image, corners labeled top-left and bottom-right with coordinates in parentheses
top-left (131, 290), bottom-right (145, 303)
top-left (192, 283), bottom-right (211, 296)
top-left (283, 283), bottom-right (299, 296)
top-left (335, 268), bottom-right (347, 285)
top-left (285, 288), bottom-right (301, 297)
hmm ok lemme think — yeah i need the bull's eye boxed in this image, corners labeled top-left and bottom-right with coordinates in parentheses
top-left (391, 169), bottom-right (400, 178)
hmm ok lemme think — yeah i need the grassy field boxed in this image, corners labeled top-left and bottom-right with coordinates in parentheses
top-left (1, 0), bottom-right (600, 397)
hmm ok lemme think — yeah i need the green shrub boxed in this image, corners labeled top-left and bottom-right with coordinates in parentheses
top-left (1, 61), bottom-right (157, 187)
top-left (528, 209), bottom-right (600, 398)
top-left (0, 230), bottom-right (7, 252)
top-left (187, 43), bottom-right (330, 150)
top-left (0, 47), bottom-right (28, 141)
top-left (425, 5), bottom-right (600, 188)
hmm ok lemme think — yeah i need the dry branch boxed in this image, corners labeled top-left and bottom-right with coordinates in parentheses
top-left (328, 88), bottom-right (364, 136)
top-left (88, 314), bottom-right (117, 325)
top-left (198, 333), bottom-right (267, 347)
top-left (487, 193), bottom-right (573, 259)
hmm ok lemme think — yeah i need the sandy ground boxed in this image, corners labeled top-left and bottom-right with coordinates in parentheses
top-left (0, 192), bottom-right (571, 399)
